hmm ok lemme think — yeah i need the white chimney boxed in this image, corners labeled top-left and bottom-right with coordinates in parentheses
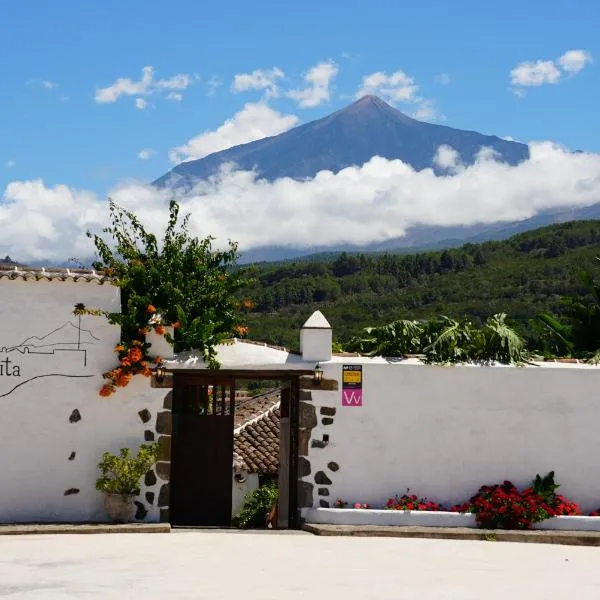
top-left (300, 311), bottom-right (332, 362)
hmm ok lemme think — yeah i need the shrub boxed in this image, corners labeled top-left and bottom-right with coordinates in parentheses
top-left (232, 483), bottom-right (278, 529)
top-left (467, 473), bottom-right (580, 530)
top-left (385, 492), bottom-right (446, 511)
top-left (95, 444), bottom-right (158, 496)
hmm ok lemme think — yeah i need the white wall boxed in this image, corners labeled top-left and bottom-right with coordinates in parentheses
top-left (231, 472), bottom-right (259, 517)
top-left (305, 362), bottom-right (600, 514)
top-left (0, 279), bottom-right (167, 523)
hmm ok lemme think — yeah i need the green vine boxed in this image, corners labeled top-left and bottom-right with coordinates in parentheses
top-left (86, 199), bottom-right (251, 396)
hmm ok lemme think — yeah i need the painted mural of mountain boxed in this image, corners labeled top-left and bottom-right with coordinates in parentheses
top-left (9, 321), bottom-right (99, 352)
top-left (154, 95), bottom-right (530, 189)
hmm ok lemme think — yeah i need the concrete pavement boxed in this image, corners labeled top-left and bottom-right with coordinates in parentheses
top-left (1, 530), bottom-right (599, 599)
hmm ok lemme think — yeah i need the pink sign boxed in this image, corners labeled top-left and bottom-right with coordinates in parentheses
top-left (342, 389), bottom-right (363, 406)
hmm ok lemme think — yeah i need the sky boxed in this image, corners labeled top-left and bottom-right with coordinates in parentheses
top-left (1, 0), bottom-right (599, 261)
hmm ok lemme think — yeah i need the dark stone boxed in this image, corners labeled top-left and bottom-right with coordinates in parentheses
top-left (299, 390), bottom-right (312, 401)
top-left (297, 481), bottom-right (314, 507)
top-left (327, 461), bottom-right (340, 472)
top-left (319, 500), bottom-right (330, 508)
top-left (158, 483), bottom-right (170, 507)
top-left (134, 501), bottom-right (148, 521)
top-left (64, 488), bottom-right (80, 496)
top-left (299, 377), bottom-right (338, 391)
top-left (320, 406), bottom-right (336, 416)
top-left (298, 457), bottom-right (311, 477)
top-left (318, 487), bottom-right (330, 496)
top-left (298, 429), bottom-right (311, 456)
top-left (145, 470), bottom-right (157, 487)
top-left (144, 430), bottom-right (155, 441)
top-left (145, 492), bottom-right (155, 505)
top-left (314, 471), bottom-right (332, 485)
top-left (157, 436), bottom-right (171, 461)
top-left (160, 508), bottom-right (170, 523)
top-left (68, 451), bottom-right (76, 461)
top-left (138, 409), bottom-right (151, 424)
top-left (155, 411), bottom-right (172, 435)
top-left (69, 409), bottom-right (81, 423)
top-left (163, 391), bottom-right (173, 410)
top-left (298, 402), bottom-right (317, 429)
top-left (156, 461), bottom-right (170, 481)
top-left (321, 418), bottom-right (334, 426)
top-left (311, 439), bottom-right (328, 449)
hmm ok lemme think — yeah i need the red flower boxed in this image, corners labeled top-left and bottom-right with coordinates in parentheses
top-left (147, 304), bottom-right (157, 314)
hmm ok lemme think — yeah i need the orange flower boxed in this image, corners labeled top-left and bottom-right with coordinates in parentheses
top-left (154, 325), bottom-right (165, 335)
top-left (116, 373), bottom-right (132, 387)
top-left (115, 344), bottom-right (125, 352)
top-left (99, 384), bottom-right (114, 397)
top-left (120, 357), bottom-right (131, 367)
top-left (131, 340), bottom-right (142, 346)
top-left (153, 355), bottom-right (163, 364)
top-left (233, 325), bottom-right (249, 336)
top-left (138, 327), bottom-right (148, 335)
top-left (241, 299), bottom-right (254, 309)
top-left (143, 367), bottom-right (152, 377)
top-left (147, 304), bottom-right (157, 314)
top-left (172, 321), bottom-right (181, 329)
top-left (128, 347), bottom-right (143, 363)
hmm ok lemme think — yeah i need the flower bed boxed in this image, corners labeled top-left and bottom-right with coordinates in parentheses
top-left (306, 473), bottom-right (600, 532)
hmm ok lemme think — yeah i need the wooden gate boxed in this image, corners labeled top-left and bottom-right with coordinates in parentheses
top-left (170, 375), bottom-right (235, 526)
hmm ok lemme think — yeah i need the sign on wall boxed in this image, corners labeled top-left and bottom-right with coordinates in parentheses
top-left (342, 365), bottom-right (362, 406)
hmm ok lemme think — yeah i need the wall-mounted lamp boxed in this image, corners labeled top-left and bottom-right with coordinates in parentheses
top-left (234, 473), bottom-right (247, 484)
top-left (155, 361), bottom-right (166, 383)
top-left (313, 363), bottom-right (324, 385)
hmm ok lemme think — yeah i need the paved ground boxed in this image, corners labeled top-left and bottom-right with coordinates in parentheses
top-left (1, 530), bottom-right (599, 599)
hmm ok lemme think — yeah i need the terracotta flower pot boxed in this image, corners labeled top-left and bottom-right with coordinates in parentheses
top-left (104, 494), bottom-right (135, 523)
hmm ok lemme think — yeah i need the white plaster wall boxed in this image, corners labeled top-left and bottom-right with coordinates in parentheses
top-left (304, 362), bottom-right (600, 514)
top-left (0, 279), bottom-right (167, 523)
top-left (231, 472), bottom-right (259, 517)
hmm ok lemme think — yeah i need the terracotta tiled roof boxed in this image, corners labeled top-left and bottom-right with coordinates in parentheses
top-left (234, 389), bottom-right (281, 428)
top-left (0, 265), bottom-right (110, 284)
top-left (234, 402), bottom-right (280, 475)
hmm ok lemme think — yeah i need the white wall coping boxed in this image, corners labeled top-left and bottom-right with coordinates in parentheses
top-left (304, 508), bottom-right (600, 531)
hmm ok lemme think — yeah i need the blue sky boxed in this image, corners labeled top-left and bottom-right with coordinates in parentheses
top-left (1, 0), bottom-right (598, 196)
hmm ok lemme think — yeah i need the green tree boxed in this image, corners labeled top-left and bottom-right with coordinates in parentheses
top-left (88, 199), bottom-right (249, 368)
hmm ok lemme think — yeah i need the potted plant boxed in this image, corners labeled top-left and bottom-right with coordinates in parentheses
top-left (95, 443), bottom-right (158, 522)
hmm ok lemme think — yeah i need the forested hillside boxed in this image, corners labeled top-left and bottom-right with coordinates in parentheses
top-left (242, 220), bottom-right (600, 351)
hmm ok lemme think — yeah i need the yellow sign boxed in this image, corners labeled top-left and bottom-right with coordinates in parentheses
top-left (343, 370), bottom-right (362, 384)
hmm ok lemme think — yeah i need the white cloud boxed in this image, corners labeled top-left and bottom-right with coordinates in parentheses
top-left (168, 102), bottom-right (299, 163)
top-left (5, 159), bottom-right (16, 169)
top-left (138, 149), bottom-right (156, 160)
top-left (5, 141), bottom-right (600, 262)
top-left (510, 49), bottom-right (592, 91)
top-left (94, 66), bottom-right (194, 107)
top-left (412, 100), bottom-right (439, 121)
top-left (286, 60), bottom-right (339, 108)
top-left (434, 73), bottom-right (451, 85)
top-left (510, 60), bottom-right (561, 87)
top-left (207, 76), bottom-right (223, 96)
top-left (356, 70), bottom-right (419, 104)
top-left (26, 79), bottom-right (59, 89)
top-left (166, 92), bottom-right (183, 102)
top-left (231, 67), bottom-right (284, 98)
top-left (558, 49), bottom-right (593, 73)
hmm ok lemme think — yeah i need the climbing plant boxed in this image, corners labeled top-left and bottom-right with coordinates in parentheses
top-left (88, 199), bottom-right (250, 396)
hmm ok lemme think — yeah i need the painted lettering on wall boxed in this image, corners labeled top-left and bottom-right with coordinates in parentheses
top-left (0, 358), bottom-right (21, 377)
top-left (342, 364), bottom-right (363, 407)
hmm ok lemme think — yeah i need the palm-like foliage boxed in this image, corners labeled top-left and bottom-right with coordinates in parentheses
top-left (346, 313), bottom-right (527, 364)
top-left (538, 258), bottom-right (600, 359)
top-left (346, 319), bottom-right (423, 356)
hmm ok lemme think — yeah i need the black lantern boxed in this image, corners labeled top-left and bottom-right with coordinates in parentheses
top-left (155, 361), bottom-right (166, 383)
top-left (313, 363), bottom-right (324, 385)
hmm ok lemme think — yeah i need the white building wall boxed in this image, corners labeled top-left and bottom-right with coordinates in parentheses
top-left (304, 362), bottom-right (600, 514)
top-left (0, 279), bottom-right (167, 523)
top-left (231, 472), bottom-right (260, 517)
